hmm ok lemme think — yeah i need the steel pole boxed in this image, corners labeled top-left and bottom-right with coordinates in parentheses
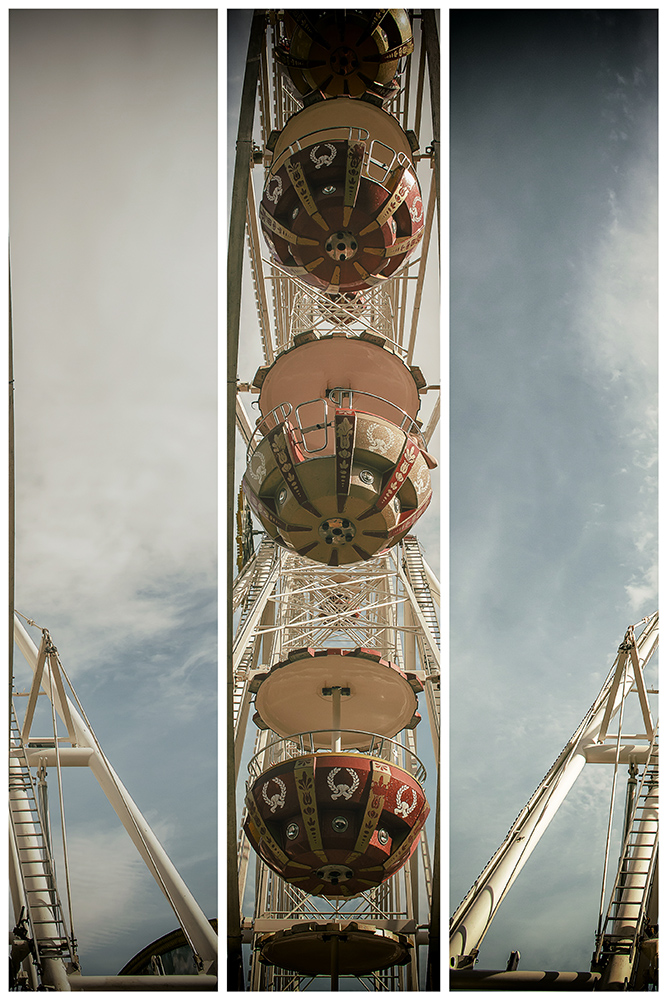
top-left (227, 10), bottom-right (265, 991)
top-left (14, 618), bottom-right (217, 970)
top-left (450, 615), bottom-right (658, 967)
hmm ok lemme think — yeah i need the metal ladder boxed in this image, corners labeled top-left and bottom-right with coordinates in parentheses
top-left (403, 725), bottom-right (433, 910)
top-left (596, 739), bottom-right (658, 962)
top-left (9, 704), bottom-right (75, 970)
top-left (232, 536), bottom-right (278, 740)
top-left (401, 536), bottom-right (440, 739)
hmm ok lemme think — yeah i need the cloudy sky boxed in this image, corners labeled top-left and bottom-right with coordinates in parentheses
top-left (450, 10), bottom-right (657, 971)
top-left (9, 10), bottom-right (217, 975)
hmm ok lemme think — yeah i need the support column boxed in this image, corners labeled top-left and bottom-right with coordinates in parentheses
top-left (227, 11), bottom-right (266, 991)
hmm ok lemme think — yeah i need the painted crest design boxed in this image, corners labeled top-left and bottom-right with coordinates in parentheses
top-left (409, 196), bottom-right (423, 223)
top-left (247, 450), bottom-right (266, 486)
top-left (262, 776), bottom-right (287, 813)
top-left (394, 784), bottom-right (417, 818)
top-left (327, 767), bottom-right (360, 800)
top-left (265, 175), bottom-right (283, 205)
top-left (310, 143), bottom-right (337, 169)
top-left (365, 423), bottom-right (395, 457)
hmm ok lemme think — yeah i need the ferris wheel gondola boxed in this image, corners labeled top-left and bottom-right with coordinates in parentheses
top-left (229, 8), bottom-right (441, 993)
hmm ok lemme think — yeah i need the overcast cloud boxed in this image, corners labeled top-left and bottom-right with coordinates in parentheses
top-left (10, 10), bottom-right (217, 974)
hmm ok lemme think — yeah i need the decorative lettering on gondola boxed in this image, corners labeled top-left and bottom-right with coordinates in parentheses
top-left (335, 410), bottom-right (356, 510)
top-left (359, 169), bottom-right (413, 235)
top-left (366, 41), bottom-right (414, 64)
top-left (294, 758), bottom-right (325, 855)
top-left (366, 229), bottom-right (424, 259)
top-left (285, 158), bottom-right (329, 230)
top-left (358, 438), bottom-right (419, 520)
top-left (259, 202), bottom-right (318, 246)
top-left (266, 425), bottom-right (321, 518)
top-left (241, 476), bottom-right (310, 533)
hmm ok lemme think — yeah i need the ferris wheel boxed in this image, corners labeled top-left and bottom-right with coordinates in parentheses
top-left (228, 10), bottom-right (441, 992)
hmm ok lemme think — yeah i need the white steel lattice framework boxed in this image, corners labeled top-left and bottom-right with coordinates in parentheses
top-left (9, 615), bottom-right (218, 991)
top-left (227, 10), bottom-right (441, 991)
top-left (233, 540), bottom-right (440, 990)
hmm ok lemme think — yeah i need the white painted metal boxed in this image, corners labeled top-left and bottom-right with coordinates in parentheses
top-left (13, 616), bottom-right (218, 972)
top-left (593, 736), bottom-right (658, 987)
top-left (449, 613), bottom-right (658, 969)
top-left (235, 392), bottom-right (254, 446)
top-left (233, 538), bottom-right (439, 990)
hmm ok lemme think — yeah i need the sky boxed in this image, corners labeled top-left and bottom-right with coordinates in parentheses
top-left (9, 10), bottom-right (217, 976)
top-left (450, 10), bottom-right (657, 972)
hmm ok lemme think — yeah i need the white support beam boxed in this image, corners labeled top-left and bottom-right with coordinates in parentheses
top-left (236, 392), bottom-right (254, 446)
top-left (246, 171), bottom-right (275, 364)
top-left (14, 616), bottom-right (218, 970)
top-left (21, 633), bottom-right (48, 743)
top-left (629, 641), bottom-right (655, 739)
top-left (449, 612), bottom-right (658, 967)
top-left (232, 560), bottom-right (281, 670)
top-left (407, 168), bottom-right (437, 366)
top-left (422, 393), bottom-right (440, 446)
top-left (395, 560), bottom-right (440, 668)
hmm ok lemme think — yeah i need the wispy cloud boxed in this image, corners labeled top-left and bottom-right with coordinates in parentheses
top-left (64, 820), bottom-right (174, 962)
top-left (574, 99), bottom-right (657, 614)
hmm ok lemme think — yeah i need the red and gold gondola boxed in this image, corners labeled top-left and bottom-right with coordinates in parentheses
top-left (277, 10), bottom-right (414, 102)
top-left (261, 98), bottom-right (424, 294)
top-left (242, 335), bottom-right (436, 566)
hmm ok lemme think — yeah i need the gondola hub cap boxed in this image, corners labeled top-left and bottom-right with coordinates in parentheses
top-left (316, 864), bottom-right (354, 885)
top-left (330, 46), bottom-right (360, 77)
top-left (319, 518), bottom-right (356, 545)
top-left (325, 230), bottom-right (359, 262)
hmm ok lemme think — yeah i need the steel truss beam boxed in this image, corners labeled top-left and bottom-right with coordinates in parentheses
top-left (233, 537), bottom-right (440, 991)
top-left (449, 613), bottom-right (659, 972)
top-left (232, 11), bottom-right (439, 990)
top-left (11, 616), bottom-right (218, 987)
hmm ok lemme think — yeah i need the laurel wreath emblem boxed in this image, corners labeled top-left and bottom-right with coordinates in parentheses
top-left (310, 143), bottom-right (337, 169)
top-left (394, 784), bottom-right (417, 818)
top-left (327, 767), bottom-right (360, 800)
top-left (262, 776), bottom-right (287, 813)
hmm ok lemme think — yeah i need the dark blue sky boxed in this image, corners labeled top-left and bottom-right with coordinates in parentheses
top-left (450, 9), bottom-right (657, 971)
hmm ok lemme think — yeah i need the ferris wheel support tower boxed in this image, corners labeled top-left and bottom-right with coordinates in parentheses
top-left (449, 613), bottom-right (659, 990)
top-left (228, 9), bottom-right (440, 990)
